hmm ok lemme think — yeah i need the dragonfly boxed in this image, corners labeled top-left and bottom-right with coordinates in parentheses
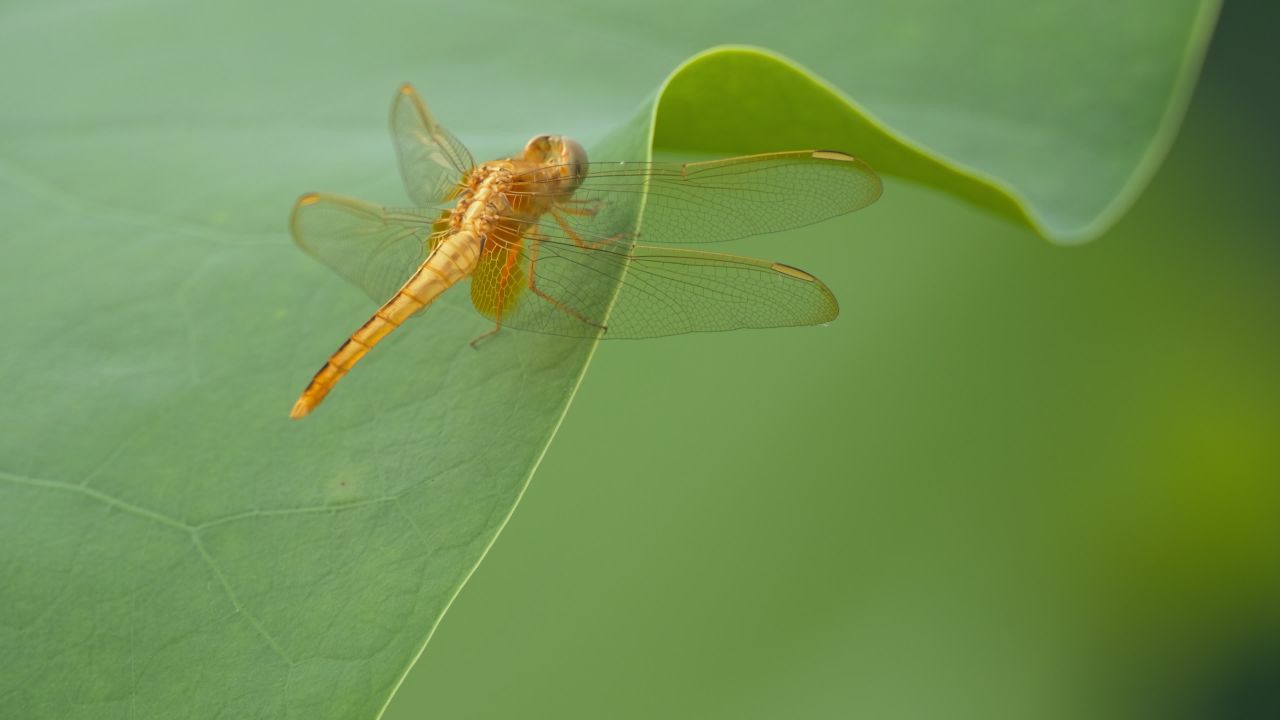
top-left (288, 83), bottom-right (882, 419)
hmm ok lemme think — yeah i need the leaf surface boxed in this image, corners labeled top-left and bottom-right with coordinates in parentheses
top-left (0, 1), bottom-right (1218, 717)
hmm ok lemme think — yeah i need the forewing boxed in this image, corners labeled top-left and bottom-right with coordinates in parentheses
top-left (489, 235), bottom-right (838, 339)
top-left (290, 192), bottom-right (443, 303)
top-left (503, 150), bottom-right (882, 246)
top-left (391, 83), bottom-right (475, 206)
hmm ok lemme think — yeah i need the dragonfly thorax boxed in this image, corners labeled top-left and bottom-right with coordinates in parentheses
top-left (453, 167), bottom-right (516, 239)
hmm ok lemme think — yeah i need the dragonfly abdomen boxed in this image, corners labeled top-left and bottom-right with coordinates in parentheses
top-left (289, 231), bottom-right (482, 419)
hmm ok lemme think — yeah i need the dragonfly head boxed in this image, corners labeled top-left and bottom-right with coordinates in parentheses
top-left (521, 134), bottom-right (588, 197)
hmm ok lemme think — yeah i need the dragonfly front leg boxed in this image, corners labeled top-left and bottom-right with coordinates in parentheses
top-left (556, 197), bottom-right (603, 217)
top-left (527, 230), bottom-right (606, 333)
top-left (550, 207), bottom-right (629, 250)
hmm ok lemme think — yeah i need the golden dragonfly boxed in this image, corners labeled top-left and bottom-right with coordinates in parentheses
top-left (288, 84), bottom-right (882, 418)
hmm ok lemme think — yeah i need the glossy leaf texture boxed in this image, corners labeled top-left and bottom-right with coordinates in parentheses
top-left (0, 0), bottom-right (1219, 718)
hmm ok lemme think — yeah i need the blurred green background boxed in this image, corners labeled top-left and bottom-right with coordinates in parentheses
top-left (385, 4), bottom-right (1279, 720)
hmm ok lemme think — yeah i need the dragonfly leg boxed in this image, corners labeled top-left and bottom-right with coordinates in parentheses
top-left (469, 322), bottom-right (502, 348)
top-left (527, 232), bottom-right (606, 332)
top-left (551, 207), bottom-right (628, 250)
top-left (556, 197), bottom-right (602, 217)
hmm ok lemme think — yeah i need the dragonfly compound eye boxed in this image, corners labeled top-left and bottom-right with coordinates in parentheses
top-left (523, 134), bottom-right (554, 158)
top-left (554, 137), bottom-right (588, 193)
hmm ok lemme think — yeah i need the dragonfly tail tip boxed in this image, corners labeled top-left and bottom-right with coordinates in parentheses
top-left (289, 397), bottom-right (314, 420)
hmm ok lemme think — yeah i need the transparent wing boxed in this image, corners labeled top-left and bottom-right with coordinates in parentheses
top-left (391, 83), bottom-right (475, 206)
top-left (480, 231), bottom-right (839, 339)
top-left (290, 192), bottom-right (445, 302)
top-left (502, 150), bottom-right (882, 246)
